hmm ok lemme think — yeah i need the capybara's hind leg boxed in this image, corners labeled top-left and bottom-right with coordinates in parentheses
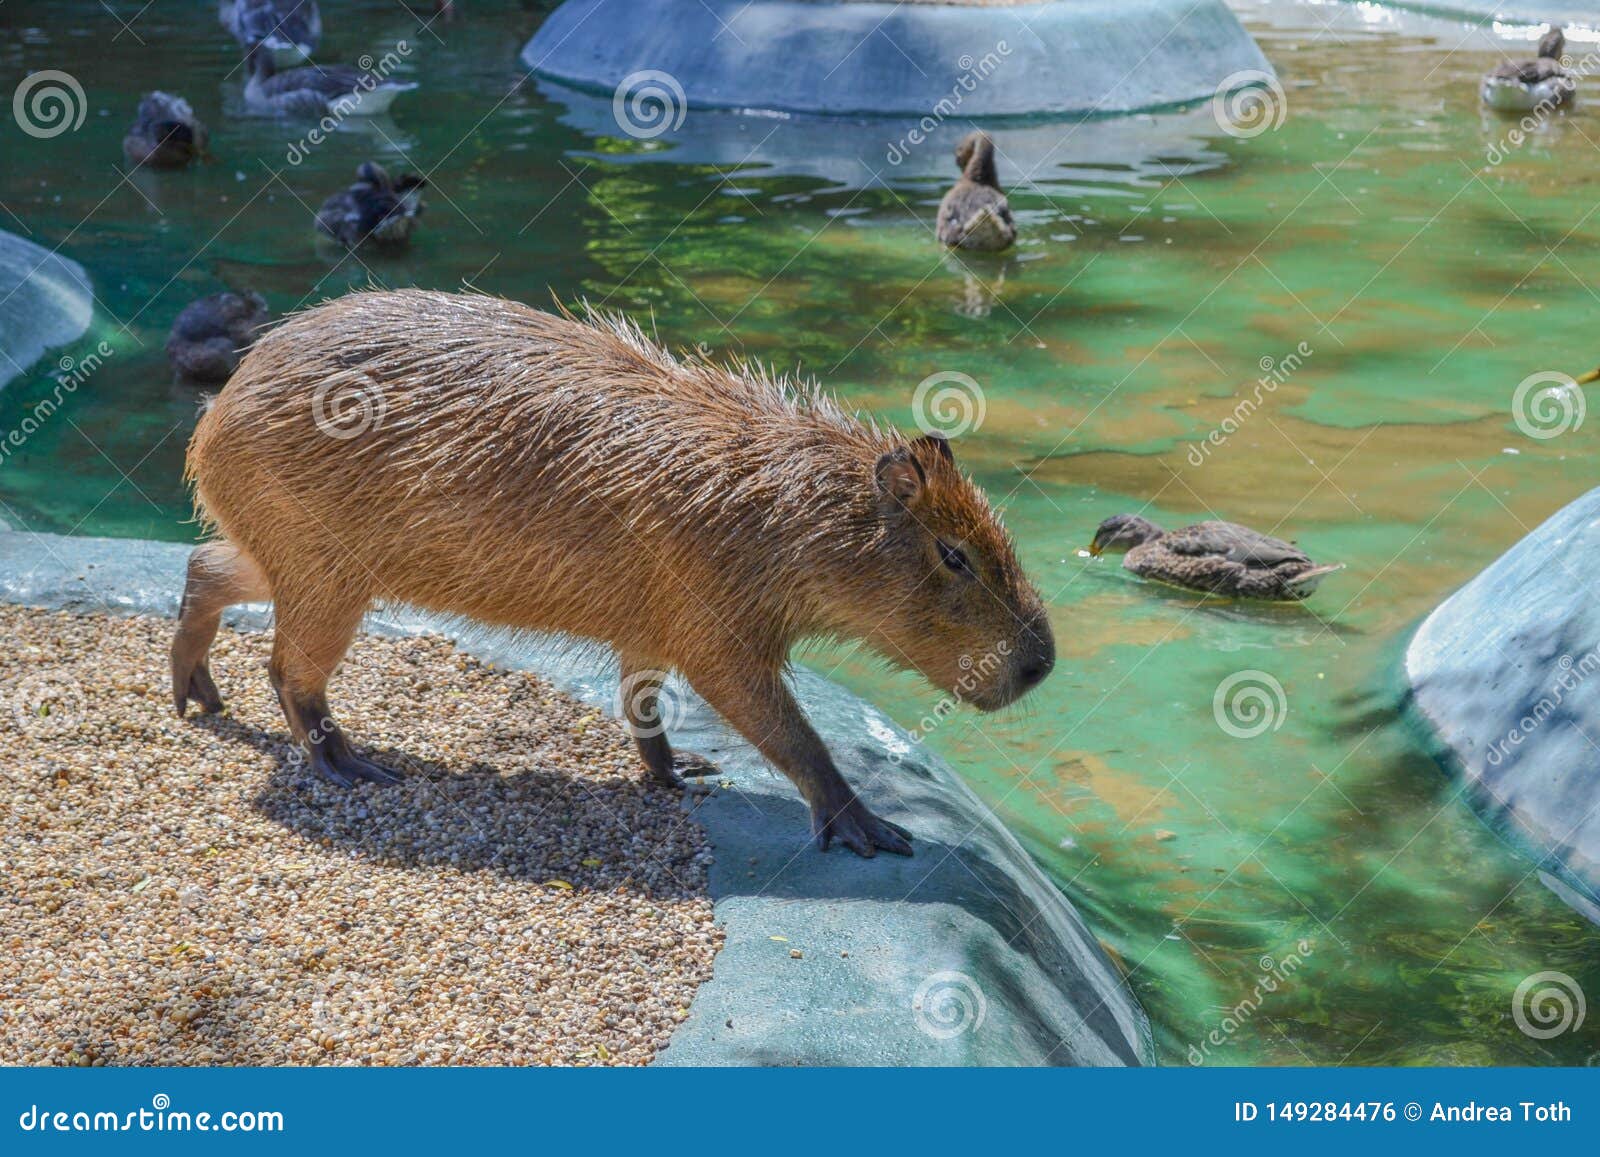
top-left (171, 541), bottom-right (270, 716)
top-left (269, 590), bottom-right (401, 788)
top-left (618, 657), bottom-right (718, 791)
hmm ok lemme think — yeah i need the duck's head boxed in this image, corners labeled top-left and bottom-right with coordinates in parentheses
top-left (1088, 513), bottom-right (1164, 556)
top-left (954, 130), bottom-right (1000, 187)
top-left (356, 161), bottom-right (392, 189)
top-left (1539, 26), bottom-right (1566, 61)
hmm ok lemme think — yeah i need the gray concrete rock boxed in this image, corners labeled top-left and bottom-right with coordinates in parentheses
top-left (0, 527), bottom-right (1153, 1065)
top-left (1406, 486), bottom-right (1600, 922)
top-left (0, 230), bottom-right (93, 391)
top-left (524, 0), bottom-right (1272, 118)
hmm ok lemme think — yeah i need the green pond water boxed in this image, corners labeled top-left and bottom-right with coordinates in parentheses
top-left (4, 0), bottom-right (1600, 1065)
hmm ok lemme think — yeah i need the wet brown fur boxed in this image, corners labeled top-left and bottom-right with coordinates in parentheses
top-left (173, 289), bottom-right (1053, 857)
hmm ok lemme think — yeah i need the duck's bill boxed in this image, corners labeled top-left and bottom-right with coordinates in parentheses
top-left (1086, 543), bottom-right (1102, 557)
top-left (1575, 368), bottom-right (1600, 385)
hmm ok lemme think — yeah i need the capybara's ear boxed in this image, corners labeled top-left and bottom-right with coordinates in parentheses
top-left (913, 432), bottom-right (954, 466)
top-left (875, 447), bottom-right (926, 509)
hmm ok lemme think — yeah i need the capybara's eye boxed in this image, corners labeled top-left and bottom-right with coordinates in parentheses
top-left (938, 541), bottom-right (974, 578)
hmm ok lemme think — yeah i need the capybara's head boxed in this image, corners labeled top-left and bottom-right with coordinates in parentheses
top-left (858, 433), bottom-right (1053, 712)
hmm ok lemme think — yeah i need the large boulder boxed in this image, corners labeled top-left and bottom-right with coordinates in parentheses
top-left (0, 527), bottom-right (1153, 1065)
top-left (525, 0), bottom-right (1272, 119)
top-left (0, 230), bottom-right (93, 391)
top-left (1406, 487), bottom-right (1600, 922)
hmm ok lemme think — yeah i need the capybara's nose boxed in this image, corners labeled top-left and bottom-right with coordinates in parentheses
top-left (1018, 655), bottom-right (1053, 690)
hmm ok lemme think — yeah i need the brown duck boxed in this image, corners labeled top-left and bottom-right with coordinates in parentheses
top-left (937, 131), bottom-right (1016, 252)
top-left (1088, 514), bottom-right (1343, 601)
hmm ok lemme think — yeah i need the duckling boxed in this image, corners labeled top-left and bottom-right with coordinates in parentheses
top-left (166, 291), bottom-right (270, 383)
top-left (315, 162), bottom-right (427, 250)
top-left (937, 130), bottom-right (1016, 252)
top-left (1481, 27), bottom-right (1575, 112)
top-left (122, 92), bottom-right (208, 169)
top-left (244, 45), bottom-right (416, 118)
top-left (221, 0), bottom-right (321, 69)
top-left (1088, 514), bottom-right (1343, 601)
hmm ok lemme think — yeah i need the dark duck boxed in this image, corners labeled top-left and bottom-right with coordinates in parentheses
top-left (166, 291), bottom-right (271, 384)
top-left (936, 130), bottom-right (1016, 252)
top-left (122, 92), bottom-right (208, 169)
top-left (315, 162), bottom-right (427, 250)
top-left (1088, 514), bottom-right (1344, 601)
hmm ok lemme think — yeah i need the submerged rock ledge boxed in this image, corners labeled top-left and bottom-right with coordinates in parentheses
top-left (0, 230), bottom-right (93, 392)
top-left (1406, 487), bottom-right (1600, 924)
top-left (0, 527), bottom-right (1153, 1066)
top-left (524, 0), bottom-right (1273, 118)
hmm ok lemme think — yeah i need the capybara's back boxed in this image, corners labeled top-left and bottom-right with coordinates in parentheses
top-left (175, 289), bottom-right (1054, 859)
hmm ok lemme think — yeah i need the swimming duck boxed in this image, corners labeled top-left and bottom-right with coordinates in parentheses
top-left (166, 291), bottom-right (271, 383)
top-left (937, 130), bottom-right (1016, 252)
top-left (1088, 514), bottom-right (1343, 601)
top-left (1481, 27), bottom-right (1575, 112)
top-left (244, 46), bottom-right (416, 118)
top-left (221, 0), bottom-right (321, 69)
top-left (315, 162), bottom-right (427, 249)
top-left (122, 92), bottom-right (208, 169)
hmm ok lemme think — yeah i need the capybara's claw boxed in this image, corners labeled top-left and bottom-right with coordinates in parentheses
top-left (305, 744), bottom-right (403, 788)
top-left (812, 797), bottom-right (914, 858)
top-left (645, 751), bottom-right (721, 793)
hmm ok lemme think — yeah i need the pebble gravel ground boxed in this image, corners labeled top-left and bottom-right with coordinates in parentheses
top-left (0, 606), bottom-right (721, 1066)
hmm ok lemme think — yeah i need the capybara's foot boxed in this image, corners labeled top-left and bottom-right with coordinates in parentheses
top-left (812, 795), bottom-right (913, 858)
top-left (173, 661), bottom-right (225, 717)
top-left (303, 741), bottom-right (404, 788)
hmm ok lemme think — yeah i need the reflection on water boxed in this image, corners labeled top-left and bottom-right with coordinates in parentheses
top-left (4, 0), bottom-right (1600, 1064)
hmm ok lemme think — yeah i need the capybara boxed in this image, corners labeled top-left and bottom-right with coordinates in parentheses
top-left (172, 290), bottom-right (1055, 858)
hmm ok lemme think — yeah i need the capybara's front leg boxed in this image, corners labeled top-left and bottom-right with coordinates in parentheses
top-left (268, 590), bottom-right (401, 787)
top-left (687, 664), bottom-right (912, 858)
top-left (618, 657), bottom-right (718, 791)
top-left (171, 540), bottom-right (271, 716)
